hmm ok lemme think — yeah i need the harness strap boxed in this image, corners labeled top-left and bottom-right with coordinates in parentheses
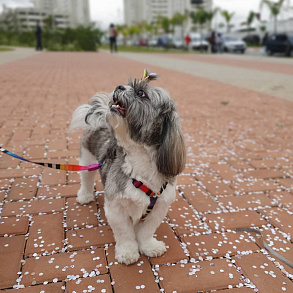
top-left (132, 179), bottom-right (168, 220)
top-left (0, 146), bottom-right (103, 172)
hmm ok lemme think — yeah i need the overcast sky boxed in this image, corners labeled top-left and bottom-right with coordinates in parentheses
top-left (0, 0), bottom-right (291, 30)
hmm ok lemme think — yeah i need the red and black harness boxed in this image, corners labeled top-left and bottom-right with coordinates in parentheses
top-left (132, 179), bottom-right (168, 220)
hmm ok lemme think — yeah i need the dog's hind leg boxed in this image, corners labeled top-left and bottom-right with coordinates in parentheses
top-left (77, 146), bottom-right (97, 205)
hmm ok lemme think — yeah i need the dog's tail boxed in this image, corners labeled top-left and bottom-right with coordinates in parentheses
top-left (69, 93), bottom-right (109, 132)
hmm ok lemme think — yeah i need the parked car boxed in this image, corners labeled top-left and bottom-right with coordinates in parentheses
top-left (148, 38), bottom-right (158, 47)
top-left (189, 34), bottom-right (209, 51)
top-left (222, 36), bottom-right (246, 53)
top-left (265, 33), bottom-right (293, 56)
top-left (171, 37), bottom-right (184, 49)
top-left (242, 34), bottom-right (260, 45)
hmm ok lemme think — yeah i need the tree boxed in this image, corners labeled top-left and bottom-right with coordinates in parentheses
top-left (260, 0), bottom-right (290, 33)
top-left (205, 7), bottom-right (220, 31)
top-left (171, 12), bottom-right (188, 38)
top-left (190, 6), bottom-right (209, 52)
top-left (221, 10), bottom-right (235, 33)
top-left (241, 11), bottom-right (255, 33)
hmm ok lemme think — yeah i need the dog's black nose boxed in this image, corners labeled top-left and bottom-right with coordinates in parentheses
top-left (115, 85), bottom-right (126, 91)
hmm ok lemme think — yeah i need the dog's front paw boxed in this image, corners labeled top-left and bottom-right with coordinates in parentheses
top-left (76, 188), bottom-right (95, 205)
top-left (115, 242), bottom-right (140, 265)
top-left (139, 238), bottom-right (166, 258)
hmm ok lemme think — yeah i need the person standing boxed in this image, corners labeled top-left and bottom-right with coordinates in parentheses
top-left (109, 23), bottom-right (118, 53)
top-left (262, 32), bottom-right (269, 55)
top-left (35, 20), bottom-right (42, 51)
top-left (185, 34), bottom-right (191, 51)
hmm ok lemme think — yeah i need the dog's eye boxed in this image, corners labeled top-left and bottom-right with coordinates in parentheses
top-left (137, 90), bottom-right (146, 98)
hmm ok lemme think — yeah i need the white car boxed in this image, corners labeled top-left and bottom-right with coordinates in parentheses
top-left (223, 36), bottom-right (246, 53)
top-left (171, 37), bottom-right (184, 49)
top-left (189, 34), bottom-right (209, 51)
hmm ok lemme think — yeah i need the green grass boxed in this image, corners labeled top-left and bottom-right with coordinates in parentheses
top-left (0, 47), bottom-right (14, 52)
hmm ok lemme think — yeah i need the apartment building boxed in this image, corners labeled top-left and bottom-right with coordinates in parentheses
top-left (0, 0), bottom-right (90, 31)
top-left (124, 0), bottom-right (213, 33)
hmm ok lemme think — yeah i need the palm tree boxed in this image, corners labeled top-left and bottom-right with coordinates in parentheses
top-left (205, 7), bottom-right (220, 32)
top-left (221, 10), bottom-right (235, 33)
top-left (260, 0), bottom-right (290, 33)
top-left (241, 11), bottom-right (255, 33)
top-left (171, 12), bottom-right (188, 39)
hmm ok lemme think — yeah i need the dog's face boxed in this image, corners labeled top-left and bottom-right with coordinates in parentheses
top-left (107, 71), bottom-right (186, 178)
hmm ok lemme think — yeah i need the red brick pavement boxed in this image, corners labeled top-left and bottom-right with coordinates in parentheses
top-left (0, 51), bottom-right (292, 292)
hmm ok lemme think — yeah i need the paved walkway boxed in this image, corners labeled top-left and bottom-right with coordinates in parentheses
top-left (117, 51), bottom-right (293, 101)
top-left (0, 47), bottom-right (39, 66)
top-left (0, 51), bottom-right (292, 292)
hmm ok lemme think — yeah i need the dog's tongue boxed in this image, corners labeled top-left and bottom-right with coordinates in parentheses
top-left (112, 104), bottom-right (125, 116)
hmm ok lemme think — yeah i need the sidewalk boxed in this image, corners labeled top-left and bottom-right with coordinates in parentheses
top-left (0, 51), bottom-right (292, 292)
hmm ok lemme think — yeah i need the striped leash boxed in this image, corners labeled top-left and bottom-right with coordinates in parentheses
top-left (0, 146), bottom-right (103, 172)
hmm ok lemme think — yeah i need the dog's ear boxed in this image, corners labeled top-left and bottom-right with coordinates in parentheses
top-left (156, 111), bottom-right (186, 178)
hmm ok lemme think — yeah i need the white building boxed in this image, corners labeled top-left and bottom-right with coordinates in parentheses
top-left (124, 0), bottom-right (213, 34)
top-left (0, 0), bottom-right (90, 31)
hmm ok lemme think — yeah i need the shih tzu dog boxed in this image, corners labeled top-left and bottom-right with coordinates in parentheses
top-left (70, 70), bottom-right (186, 265)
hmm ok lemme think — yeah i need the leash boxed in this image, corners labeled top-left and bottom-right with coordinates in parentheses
top-left (0, 146), bottom-right (103, 172)
top-left (236, 227), bottom-right (293, 268)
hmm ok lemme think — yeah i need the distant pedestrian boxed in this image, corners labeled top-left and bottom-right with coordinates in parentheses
top-left (209, 31), bottom-right (217, 53)
top-left (216, 33), bottom-right (223, 53)
top-left (262, 32), bottom-right (269, 55)
top-left (109, 23), bottom-right (118, 53)
top-left (185, 34), bottom-right (191, 51)
top-left (35, 20), bottom-right (42, 51)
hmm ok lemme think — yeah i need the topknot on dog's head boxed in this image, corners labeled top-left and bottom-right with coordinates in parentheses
top-left (141, 69), bottom-right (159, 82)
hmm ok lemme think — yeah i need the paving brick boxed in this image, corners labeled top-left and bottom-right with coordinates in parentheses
top-left (249, 159), bottom-right (289, 169)
top-left (149, 222), bottom-right (187, 265)
top-left (204, 211), bottom-right (267, 232)
top-left (66, 197), bottom-right (99, 228)
top-left (233, 253), bottom-right (293, 293)
top-left (67, 172), bottom-right (80, 184)
top-left (0, 235), bottom-right (26, 289)
top-left (66, 275), bottom-right (112, 293)
top-left (179, 185), bottom-right (221, 213)
top-left (210, 163), bottom-right (241, 181)
top-left (197, 174), bottom-right (234, 196)
top-left (7, 283), bottom-right (64, 292)
top-left (167, 199), bottom-right (207, 236)
top-left (41, 168), bottom-right (66, 186)
top-left (6, 177), bottom-right (38, 201)
top-left (37, 184), bottom-right (79, 199)
top-left (230, 180), bottom-right (280, 194)
top-left (259, 207), bottom-right (293, 237)
top-left (25, 213), bottom-right (64, 256)
top-left (21, 248), bottom-right (107, 286)
top-left (106, 246), bottom-right (160, 293)
top-left (1, 198), bottom-right (65, 217)
top-left (243, 169), bottom-right (286, 180)
top-left (267, 190), bottom-right (293, 211)
top-left (157, 258), bottom-right (243, 292)
top-left (0, 168), bottom-right (41, 179)
top-left (0, 216), bottom-right (29, 236)
top-left (183, 231), bottom-right (259, 261)
top-left (67, 225), bottom-right (114, 251)
top-left (25, 145), bottom-right (46, 160)
top-left (217, 193), bottom-right (275, 211)
top-left (176, 174), bottom-right (196, 185)
top-left (277, 178), bottom-right (293, 190)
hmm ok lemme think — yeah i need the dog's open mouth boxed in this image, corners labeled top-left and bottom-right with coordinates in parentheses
top-left (111, 98), bottom-right (126, 117)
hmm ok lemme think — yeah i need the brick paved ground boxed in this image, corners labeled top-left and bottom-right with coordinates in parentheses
top-left (0, 51), bottom-right (292, 293)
